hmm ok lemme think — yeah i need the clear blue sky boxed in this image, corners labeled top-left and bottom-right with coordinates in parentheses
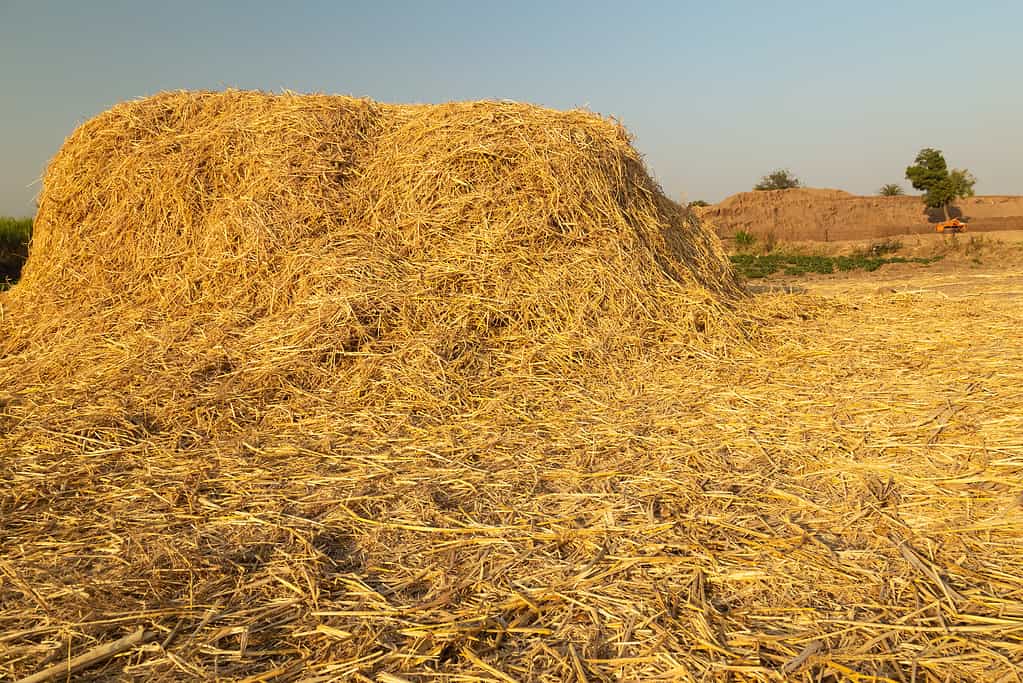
top-left (1, 0), bottom-right (1020, 215)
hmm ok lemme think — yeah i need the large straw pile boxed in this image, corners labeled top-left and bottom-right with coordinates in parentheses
top-left (9, 91), bottom-right (739, 362)
top-left (2, 91), bottom-right (1022, 682)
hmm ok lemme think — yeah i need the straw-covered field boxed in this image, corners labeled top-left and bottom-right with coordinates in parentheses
top-left (1, 91), bottom-right (1021, 682)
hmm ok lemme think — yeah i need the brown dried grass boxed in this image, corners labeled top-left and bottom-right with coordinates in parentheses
top-left (1, 91), bottom-right (1021, 682)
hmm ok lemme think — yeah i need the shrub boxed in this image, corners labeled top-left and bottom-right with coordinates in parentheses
top-left (754, 169), bottom-right (801, 191)
top-left (0, 216), bottom-right (32, 289)
top-left (734, 230), bottom-right (756, 249)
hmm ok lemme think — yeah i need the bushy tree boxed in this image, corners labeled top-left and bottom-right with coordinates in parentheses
top-left (878, 183), bottom-right (905, 196)
top-left (906, 148), bottom-right (976, 219)
top-left (687, 199), bottom-right (709, 207)
top-left (754, 169), bottom-right (801, 191)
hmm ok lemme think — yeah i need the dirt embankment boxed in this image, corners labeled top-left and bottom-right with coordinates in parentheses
top-left (698, 188), bottom-right (1023, 242)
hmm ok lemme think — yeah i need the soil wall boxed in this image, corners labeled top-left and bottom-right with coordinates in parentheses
top-left (698, 188), bottom-right (1023, 241)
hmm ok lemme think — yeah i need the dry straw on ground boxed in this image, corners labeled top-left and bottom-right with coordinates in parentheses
top-left (1, 91), bottom-right (1021, 682)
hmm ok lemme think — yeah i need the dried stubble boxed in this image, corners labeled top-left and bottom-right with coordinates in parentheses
top-left (0, 91), bottom-right (1021, 682)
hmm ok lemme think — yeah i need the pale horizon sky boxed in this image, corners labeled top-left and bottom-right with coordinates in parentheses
top-left (1, 0), bottom-right (1020, 216)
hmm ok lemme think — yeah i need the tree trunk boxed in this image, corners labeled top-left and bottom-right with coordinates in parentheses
top-left (943, 203), bottom-right (950, 221)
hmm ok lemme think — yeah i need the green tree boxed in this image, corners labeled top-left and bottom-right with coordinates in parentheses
top-left (754, 169), bottom-right (801, 191)
top-left (947, 168), bottom-right (977, 203)
top-left (687, 199), bottom-right (709, 207)
top-left (878, 183), bottom-right (905, 196)
top-left (905, 148), bottom-right (976, 220)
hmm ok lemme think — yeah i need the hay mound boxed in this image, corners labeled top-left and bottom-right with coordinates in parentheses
top-left (8, 92), bottom-right (738, 380)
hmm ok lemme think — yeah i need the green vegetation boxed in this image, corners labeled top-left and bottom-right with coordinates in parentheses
top-left (731, 249), bottom-right (941, 279)
top-left (754, 169), bottom-right (801, 191)
top-left (0, 216), bottom-right (32, 246)
top-left (878, 183), bottom-right (905, 196)
top-left (687, 199), bottom-right (709, 207)
top-left (905, 148), bottom-right (976, 220)
top-left (733, 230), bottom-right (756, 249)
top-left (0, 216), bottom-right (33, 289)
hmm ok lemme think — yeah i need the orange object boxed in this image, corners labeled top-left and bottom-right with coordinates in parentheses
top-left (936, 218), bottom-right (967, 233)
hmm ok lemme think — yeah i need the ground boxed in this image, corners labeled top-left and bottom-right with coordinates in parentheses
top-left (2, 228), bottom-right (1021, 681)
